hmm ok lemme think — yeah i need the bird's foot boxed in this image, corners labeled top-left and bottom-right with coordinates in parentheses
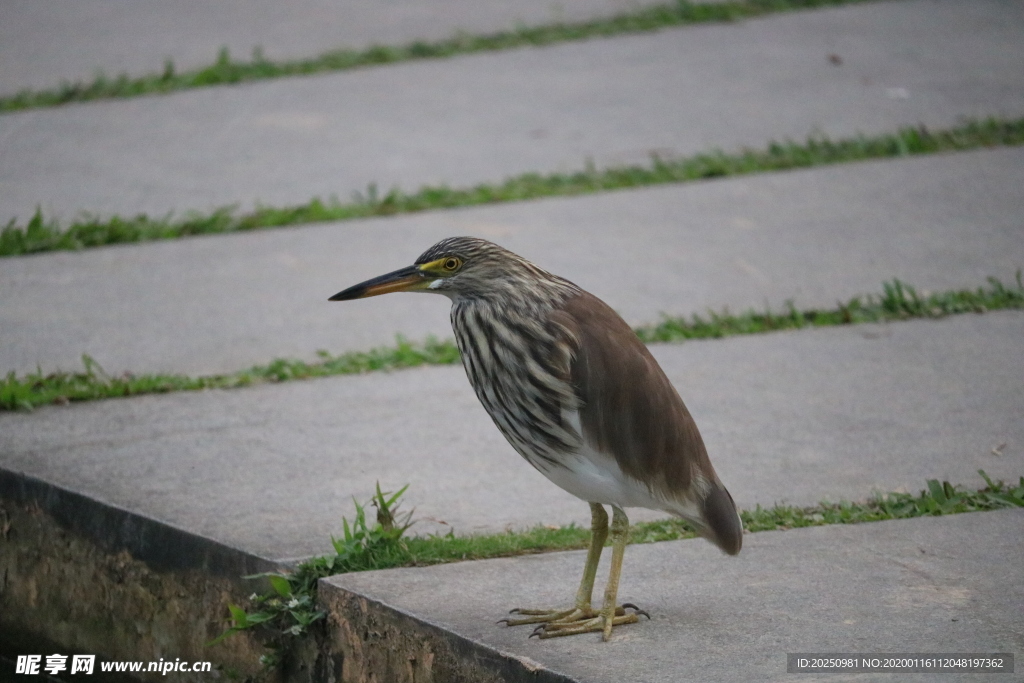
top-left (498, 606), bottom-right (584, 627)
top-left (499, 604), bottom-right (649, 640)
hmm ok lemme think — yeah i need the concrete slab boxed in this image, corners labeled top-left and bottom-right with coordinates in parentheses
top-left (1, 312), bottom-right (1021, 561)
top-left (0, 0), bottom-right (673, 94)
top-left (324, 508), bottom-right (1024, 682)
top-left (2, 146), bottom-right (1022, 377)
top-left (2, 0), bottom-right (1023, 222)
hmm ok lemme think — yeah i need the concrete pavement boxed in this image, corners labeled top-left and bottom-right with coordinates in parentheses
top-left (326, 508), bottom-right (1024, 682)
top-left (2, 0), bottom-right (1023, 221)
top-left (2, 312), bottom-right (1020, 561)
top-left (0, 0), bottom-right (673, 94)
top-left (1, 0), bottom-right (1022, 677)
top-left (2, 146), bottom-right (1022, 377)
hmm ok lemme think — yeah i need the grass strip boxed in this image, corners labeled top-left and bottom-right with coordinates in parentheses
top-left (0, 338), bottom-right (461, 412)
top-left (218, 471), bottom-right (1024, 656)
top-left (635, 275), bottom-right (1024, 342)
top-left (4, 117), bottom-right (1023, 258)
top-left (1, 0), bottom-right (886, 114)
top-left (3, 274), bottom-right (1021, 412)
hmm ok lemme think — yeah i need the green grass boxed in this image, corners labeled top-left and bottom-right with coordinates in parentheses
top-left (3, 117), bottom-right (1023, 258)
top-left (217, 470), bottom-right (1024, 656)
top-left (0, 337), bottom-right (461, 411)
top-left (3, 274), bottom-right (1021, 412)
top-left (634, 275), bottom-right (1024, 342)
top-left (1, 0), bottom-right (886, 114)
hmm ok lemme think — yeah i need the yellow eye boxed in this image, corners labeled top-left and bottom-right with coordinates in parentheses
top-left (442, 257), bottom-right (461, 271)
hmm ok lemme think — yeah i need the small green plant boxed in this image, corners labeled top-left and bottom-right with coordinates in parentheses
top-left (210, 484), bottom-right (413, 650)
top-left (3, 118), bottom-right (1023, 256)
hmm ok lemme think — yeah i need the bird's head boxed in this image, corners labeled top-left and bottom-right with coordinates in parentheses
top-left (329, 236), bottom-right (573, 304)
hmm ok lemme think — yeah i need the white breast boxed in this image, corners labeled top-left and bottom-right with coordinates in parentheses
top-left (538, 411), bottom-right (702, 520)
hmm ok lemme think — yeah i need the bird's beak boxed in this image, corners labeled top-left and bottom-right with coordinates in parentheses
top-left (328, 264), bottom-right (428, 301)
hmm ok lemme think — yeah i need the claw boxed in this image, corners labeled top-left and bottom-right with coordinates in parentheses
top-left (529, 625), bottom-right (546, 639)
top-left (622, 603), bottom-right (651, 620)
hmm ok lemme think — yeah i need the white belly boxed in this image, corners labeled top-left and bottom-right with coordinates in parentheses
top-left (534, 411), bottom-right (701, 520)
top-left (541, 444), bottom-right (658, 508)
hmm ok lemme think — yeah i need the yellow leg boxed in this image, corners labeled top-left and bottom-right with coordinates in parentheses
top-left (500, 504), bottom-right (648, 639)
top-left (601, 505), bottom-right (630, 641)
top-left (500, 503), bottom-right (607, 625)
top-left (577, 502), bottom-right (608, 612)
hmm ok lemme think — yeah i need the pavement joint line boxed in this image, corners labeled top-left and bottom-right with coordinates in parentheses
top-left (2, 116), bottom-right (1022, 257)
top-left (0, 0), bottom-right (892, 114)
top-left (3, 275), bottom-right (1021, 411)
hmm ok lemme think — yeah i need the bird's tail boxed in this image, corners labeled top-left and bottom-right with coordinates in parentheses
top-left (700, 483), bottom-right (743, 555)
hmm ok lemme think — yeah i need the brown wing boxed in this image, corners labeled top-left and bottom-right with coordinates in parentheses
top-left (552, 291), bottom-right (742, 554)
